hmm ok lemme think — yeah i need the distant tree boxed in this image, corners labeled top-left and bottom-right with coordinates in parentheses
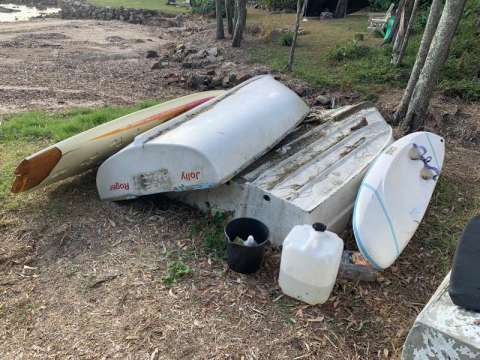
top-left (393, 0), bottom-right (444, 124)
top-left (225, 0), bottom-right (234, 35)
top-left (335, 0), bottom-right (348, 18)
top-left (287, 0), bottom-right (309, 71)
top-left (399, 0), bottom-right (467, 131)
top-left (391, 0), bottom-right (421, 65)
top-left (215, 0), bottom-right (225, 39)
top-left (232, 0), bottom-right (247, 47)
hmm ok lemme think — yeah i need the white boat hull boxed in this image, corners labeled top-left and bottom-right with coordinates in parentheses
top-left (97, 75), bottom-right (310, 201)
top-left (353, 131), bottom-right (445, 269)
top-left (171, 103), bottom-right (393, 245)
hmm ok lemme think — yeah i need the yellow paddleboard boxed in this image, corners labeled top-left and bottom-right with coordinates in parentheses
top-left (11, 91), bottom-right (224, 193)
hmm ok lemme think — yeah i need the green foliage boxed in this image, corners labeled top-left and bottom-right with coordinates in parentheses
top-left (191, 0), bottom-right (223, 15)
top-left (190, 212), bottom-right (228, 258)
top-left (0, 101), bottom-right (157, 143)
top-left (327, 40), bottom-right (370, 62)
top-left (368, 0), bottom-right (398, 11)
top-left (162, 260), bottom-right (192, 286)
top-left (438, 0), bottom-right (480, 100)
top-left (279, 31), bottom-right (294, 46)
top-left (416, 176), bottom-right (480, 273)
top-left (249, 0), bottom-right (480, 100)
top-left (87, 0), bottom-right (190, 14)
top-left (257, 0), bottom-right (297, 11)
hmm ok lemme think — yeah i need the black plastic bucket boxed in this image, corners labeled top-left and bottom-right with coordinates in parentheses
top-left (225, 218), bottom-right (269, 274)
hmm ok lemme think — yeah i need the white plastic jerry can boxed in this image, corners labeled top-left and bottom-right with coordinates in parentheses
top-left (279, 223), bottom-right (344, 305)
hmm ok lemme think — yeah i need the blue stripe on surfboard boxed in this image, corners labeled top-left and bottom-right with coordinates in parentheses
top-left (352, 197), bottom-right (383, 270)
top-left (425, 133), bottom-right (440, 170)
top-left (361, 182), bottom-right (400, 256)
top-left (353, 154), bottom-right (385, 269)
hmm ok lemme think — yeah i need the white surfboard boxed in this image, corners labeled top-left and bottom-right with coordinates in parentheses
top-left (11, 91), bottom-right (223, 193)
top-left (353, 131), bottom-right (445, 269)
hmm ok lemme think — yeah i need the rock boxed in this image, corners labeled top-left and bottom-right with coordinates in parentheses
top-left (187, 74), bottom-right (212, 90)
top-left (315, 95), bottom-right (331, 106)
top-left (292, 85), bottom-right (305, 97)
top-left (146, 50), bottom-right (159, 59)
top-left (175, 43), bottom-right (185, 53)
top-left (222, 73), bottom-right (237, 88)
top-left (320, 11), bottom-right (333, 20)
top-left (205, 55), bottom-right (218, 63)
top-left (207, 47), bottom-right (219, 57)
top-left (151, 61), bottom-right (168, 70)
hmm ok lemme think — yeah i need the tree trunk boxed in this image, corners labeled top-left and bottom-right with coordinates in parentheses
top-left (392, 0), bottom-right (421, 65)
top-left (232, 0), bottom-right (246, 47)
top-left (215, 0), bottom-right (225, 39)
top-left (225, 0), bottom-right (234, 35)
top-left (334, 0), bottom-right (348, 18)
top-left (384, 0), bottom-right (406, 44)
top-left (401, 0), bottom-right (467, 131)
top-left (287, 0), bottom-right (309, 71)
top-left (393, 0), bottom-right (444, 124)
top-left (392, 0), bottom-right (412, 55)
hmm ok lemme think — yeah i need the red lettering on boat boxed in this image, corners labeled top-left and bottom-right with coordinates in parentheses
top-left (109, 182), bottom-right (130, 191)
top-left (181, 171), bottom-right (201, 181)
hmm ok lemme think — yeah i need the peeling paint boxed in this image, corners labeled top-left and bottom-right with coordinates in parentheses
top-left (402, 273), bottom-right (480, 360)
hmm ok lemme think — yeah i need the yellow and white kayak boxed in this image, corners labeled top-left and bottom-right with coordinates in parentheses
top-left (11, 91), bottom-right (224, 193)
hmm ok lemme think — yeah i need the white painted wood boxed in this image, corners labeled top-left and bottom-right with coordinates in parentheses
top-left (96, 75), bottom-right (310, 201)
top-left (171, 103), bottom-right (393, 245)
top-left (353, 131), bottom-right (445, 269)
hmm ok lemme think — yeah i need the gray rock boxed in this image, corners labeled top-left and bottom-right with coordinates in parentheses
top-left (315, 95), bottom-right (331, 106)
top-left (146, 50), bottom-right (159, 59)
top-left (207, 47), bottom-right (219, 57)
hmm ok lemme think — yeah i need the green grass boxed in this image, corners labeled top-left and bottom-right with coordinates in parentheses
top-left (247, 0), bottom-right (480, 99)
top-left (0, 101), bottom-right (158, 143)
top-left (0, 100), bottom-right (160, 210)
top-left (162, 260), bottom-right (193, 286)
top-left (190, 212), bottom-right (229, 258)
top-left (417, 176), bottom-right (480, 272)
top-left (87, 0), bottom-right (190, 14)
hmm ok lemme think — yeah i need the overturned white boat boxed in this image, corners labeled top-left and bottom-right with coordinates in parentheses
top-left (172, 102), bottom-right (394, 245)
top-left (97, 75), bottom-right (310, 201)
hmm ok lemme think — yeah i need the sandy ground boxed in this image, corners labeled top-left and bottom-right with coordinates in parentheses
top-left (0, 18), bottom-right (199, 113)
top-left (1, 16), bottom-right (480, 360)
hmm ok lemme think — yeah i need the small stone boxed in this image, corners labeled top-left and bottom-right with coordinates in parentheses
top-left (176, 43), bottom-right (185, 52)
top-left (146, 50), bottom-right (159, 58)
top-left (205, 55), bottom-right (217, 63)
top-left (315, 95), bottom-right (331, 106)
top-left (151, 61), bottom-right (168, 70)
top-left (207, 47), bottom-right (219, 57)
